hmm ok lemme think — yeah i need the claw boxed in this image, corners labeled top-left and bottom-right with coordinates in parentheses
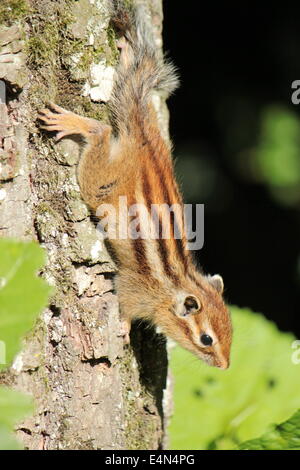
top-left (38, 108), bottom-right (49, 116)
top-left (40, 124), bottom-right (61, 131)
top-left (48, 102), bottom-right (68, 114)
top-left (38, 116), bottom-right (55, 124)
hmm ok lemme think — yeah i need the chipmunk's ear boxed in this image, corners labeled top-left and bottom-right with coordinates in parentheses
top-left (207, 274), bottom-right (224, 294)
top-left (175, 294), bottom-right (201, 317)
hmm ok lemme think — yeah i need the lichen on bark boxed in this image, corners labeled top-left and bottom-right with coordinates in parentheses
top-left (0, 0), bottom-right (171, 450)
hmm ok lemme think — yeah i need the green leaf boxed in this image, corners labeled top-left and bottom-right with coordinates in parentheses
top-left (238, 409), bottom-right (300, 450)
top-left (257, 107), bottom-right (300, 186)
top-left (254, 106), bottom-right (300, 206)
top-left (169, 306), bottom-right (300, 450)
top-left (0, 387), bottom-right (33, 450)
top-left (0, 239), bottom-right (51, 449)
top-left (0, 239), bottom-right (51, 370)
top-left (0, 428), bottom-right (20, 450)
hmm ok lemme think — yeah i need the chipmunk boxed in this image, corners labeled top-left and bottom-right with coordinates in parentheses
top-left (38, 0), bottom-right (232, 369)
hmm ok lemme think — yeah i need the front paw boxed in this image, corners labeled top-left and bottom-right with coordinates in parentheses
top-left (38, 102), bottom-right (105, 141)
top-left (119, 318), bottom-right (131, 345)
top-left (38, 102), bottom-right (76, 141)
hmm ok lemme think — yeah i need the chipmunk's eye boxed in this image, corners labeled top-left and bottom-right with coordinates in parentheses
top-left (184, 296), bottom-right (200, 314)
top-left (200, 334), bottom-right (213, 346)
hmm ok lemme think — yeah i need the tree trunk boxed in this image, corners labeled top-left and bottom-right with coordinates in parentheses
top-left (0, 0), bottom-right (171, 450)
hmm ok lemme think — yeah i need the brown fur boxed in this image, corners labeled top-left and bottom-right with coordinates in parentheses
top-left (38, 1), bottom-right (232, 369)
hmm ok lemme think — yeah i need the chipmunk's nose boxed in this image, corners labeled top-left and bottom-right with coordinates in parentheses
top-left (218, 361), bottom-right (229, 370)
top-left (216, 356), bottom-right (230, 370)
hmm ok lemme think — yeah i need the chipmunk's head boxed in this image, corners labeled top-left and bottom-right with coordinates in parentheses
top-left (162, 273), bottom-right (232, 369)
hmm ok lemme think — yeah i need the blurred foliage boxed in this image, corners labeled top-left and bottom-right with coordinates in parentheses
top-left (250, 106), bottom-right (300, 207)
top-left (238, 409), bottom-right (300, 450)
top-left (0, 239), bottom-right (51, 370)
top-left (175, 148), bottom-right (217, 202)
top-left (0, 388), bottom-right (33, 450)
top-left (0, 239), bottom-right (51, 449)
top-left (169, 306), bottom-right (300, 450)
top-left (175, 144), bottom-right (233, 212)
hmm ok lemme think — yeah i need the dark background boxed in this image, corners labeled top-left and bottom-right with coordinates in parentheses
top-left (163, 2), bottom-right (300, 335)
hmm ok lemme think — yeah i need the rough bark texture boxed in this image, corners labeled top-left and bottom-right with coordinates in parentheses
top-left (0, 0), bottom-right (171, 450)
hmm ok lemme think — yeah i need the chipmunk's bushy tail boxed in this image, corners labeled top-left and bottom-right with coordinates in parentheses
top-left (109, 0), bottom-right (179, 134)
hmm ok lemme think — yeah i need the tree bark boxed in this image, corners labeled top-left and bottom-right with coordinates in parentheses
top-left (0, 0), bottom-right (171, 450)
